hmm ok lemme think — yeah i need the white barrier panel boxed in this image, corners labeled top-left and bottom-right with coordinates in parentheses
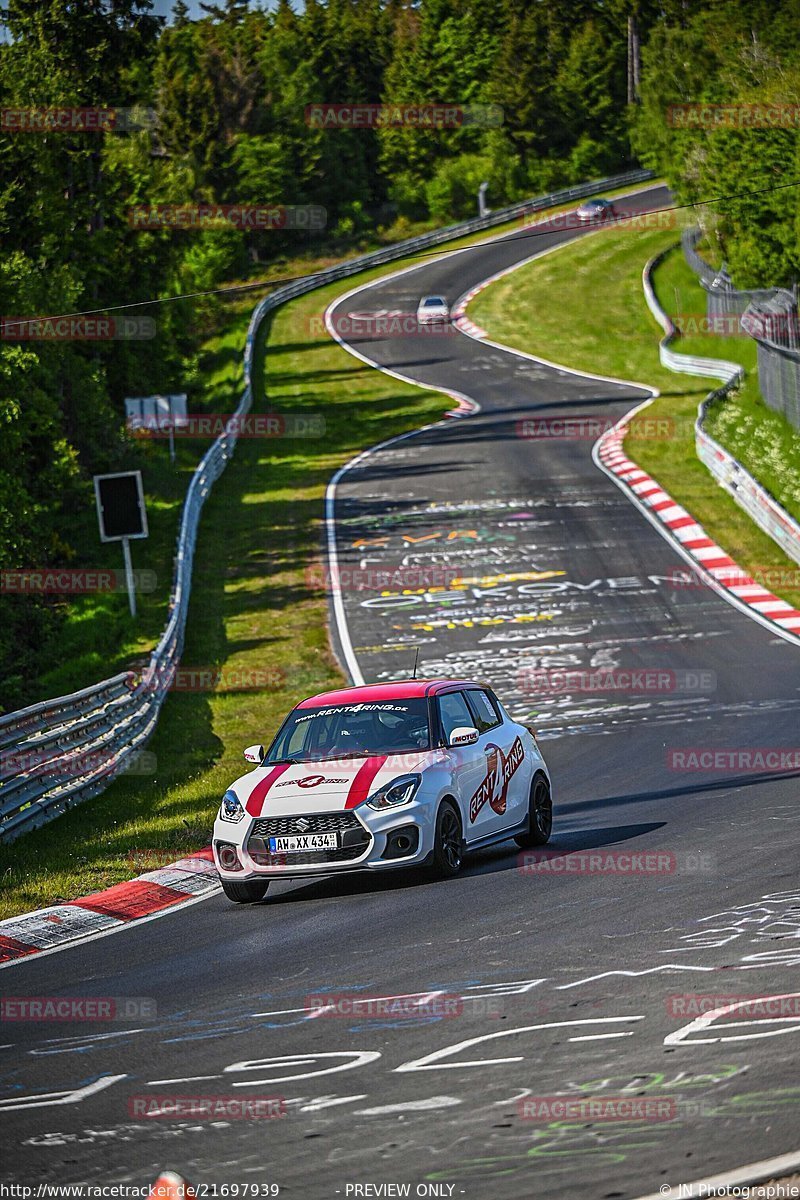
top-left (642, 248), bottom-right (800, 569)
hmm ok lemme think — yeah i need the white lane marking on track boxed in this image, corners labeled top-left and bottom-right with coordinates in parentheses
top-left (29, 1029), bottom-right (150, 1055)
top-left (568, 1032), bottom-right (635, 1042)
top-left (298, 1094), bottom-right (368, 1112)
top-left (631, 1147), bottom-right (800, 1200)
top-left (665, 993), bottom-right (800, 1045)
top-left (556, 965), bottom-right (717, 989)
top-left (0, 1074), bottom-right (127, 1111)
top-left (226, 1050), bottom-right (382, 1086)
top-left (356, 1096), bottom-right (461, 1115)
top-left (150, 1053), bottom-right (383, 1088)
top-left (148, 1074), bottom-right (219, 1084)
top-left (394, 1017), bottom-right (645, 1072)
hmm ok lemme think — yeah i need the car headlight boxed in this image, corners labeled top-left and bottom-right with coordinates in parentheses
top-left (219, 790), bottom-right (246, 823)
top-left (365, 773), bottom-right (421, 811)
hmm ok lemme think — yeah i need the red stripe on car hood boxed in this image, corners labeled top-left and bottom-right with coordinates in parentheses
top-left (344, 756), bottom-right (387, 809)
top-left (245, 763), bottom-right (293, 816)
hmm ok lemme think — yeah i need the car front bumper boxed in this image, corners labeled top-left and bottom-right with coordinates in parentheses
top-left (213, 800), bottom-right (438, 880)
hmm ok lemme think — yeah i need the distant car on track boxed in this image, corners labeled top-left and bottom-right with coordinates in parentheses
top-left (416, 295), bottom-right (450, 324)
top-left (213, 679), bottom-right (553, 903)
top-left (576, 197), bottom-right (618, 224)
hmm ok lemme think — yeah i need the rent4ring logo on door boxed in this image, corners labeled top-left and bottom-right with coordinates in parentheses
top-left (469, 737), bottom-right (524, 823)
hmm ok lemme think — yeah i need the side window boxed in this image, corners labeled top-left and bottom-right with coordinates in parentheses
top-left (437, 692), bottom-right (475, 741)
top-left (465, 688), bottom-right (501, 733)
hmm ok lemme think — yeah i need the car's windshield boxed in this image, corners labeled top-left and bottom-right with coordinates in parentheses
top-left (423, 297), bottom-right (445, 307)
top-left (266, 698), bottom-right (432, 762)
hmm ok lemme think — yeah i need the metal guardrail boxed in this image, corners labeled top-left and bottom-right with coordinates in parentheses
top-left (642, 248), bottom-right (800, 568)
top-left (0, 167), bottom-right (655, 843)
top-left (681, 228), bottom-right (717, 286)
top-left (682, 228), bottom-right (800, 429)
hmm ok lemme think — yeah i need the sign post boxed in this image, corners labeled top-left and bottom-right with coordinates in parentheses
top-left (93, 471), bottom-right (149, 617)
top-left (124, 394), bottom-right (188, 464)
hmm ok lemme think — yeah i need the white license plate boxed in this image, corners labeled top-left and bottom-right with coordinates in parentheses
top-left (268, 833), bottom-right (338, 853)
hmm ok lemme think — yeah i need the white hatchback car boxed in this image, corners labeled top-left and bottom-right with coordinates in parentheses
top-left (416, 295), bottom-right (450, 324)
top-left (213, 679), bottom-right (553, 903)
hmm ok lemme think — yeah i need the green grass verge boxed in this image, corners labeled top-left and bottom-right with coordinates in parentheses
top-left (469, 223), bottom-right (800, 610)
top-left (652, 244), bottom-right (800, 527)
top-left (0, 179), bottom-right (660, 920)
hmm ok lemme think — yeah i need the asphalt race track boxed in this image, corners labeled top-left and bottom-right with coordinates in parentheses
top-left (2, 184), bottom-right (800, 1199)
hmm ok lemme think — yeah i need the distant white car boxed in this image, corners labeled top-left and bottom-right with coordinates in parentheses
top-left (416, 295), bottom-right (450, 324)
top-left (576, 197), bottom-right (618, 224)
top-left (213, 679), bottom-right (553, 903)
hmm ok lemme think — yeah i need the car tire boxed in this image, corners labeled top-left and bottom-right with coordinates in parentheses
top-left (220, 878), bottom-right (270, 904)
top-left (430, 801), bottom-right (464, 878)
top-left (515, 774), bottom-right (552, 848)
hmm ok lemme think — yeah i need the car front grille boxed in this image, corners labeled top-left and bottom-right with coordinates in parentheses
top-left (248, 811), bottom-right (370, 865)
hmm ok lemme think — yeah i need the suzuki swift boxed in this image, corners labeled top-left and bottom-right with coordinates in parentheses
top-left (213, 679), bottom-right (553, 903)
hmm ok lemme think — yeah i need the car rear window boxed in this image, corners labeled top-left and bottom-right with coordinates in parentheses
top-left (424, 297), bottom-right (445, 306)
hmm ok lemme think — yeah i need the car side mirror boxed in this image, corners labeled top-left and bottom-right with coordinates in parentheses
top-left (244, 744), bottom-right (264, 764)
top-left (448, 726), bottom-right (479, 747)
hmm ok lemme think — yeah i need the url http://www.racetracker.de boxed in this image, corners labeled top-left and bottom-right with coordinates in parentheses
top-left (0, 1188), bottom-right (281, 1199)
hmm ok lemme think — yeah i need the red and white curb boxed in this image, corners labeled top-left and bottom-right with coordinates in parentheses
top-left (0, 848), bottom-right (218, 967)
top-left (452, 282), bottom-right (489, 339)
top-left (596, 418), bottom-right (800, 643)
top-left (149, 1172), bottom-right (195, 1200)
